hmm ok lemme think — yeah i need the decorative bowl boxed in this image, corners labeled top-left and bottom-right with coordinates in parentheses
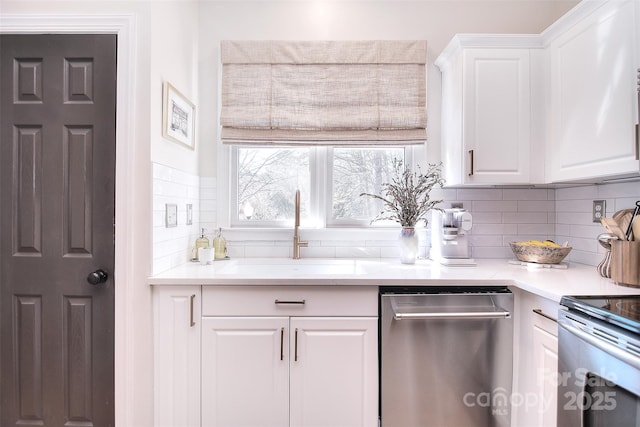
top-left (509, 242), bottom-right (572, 264)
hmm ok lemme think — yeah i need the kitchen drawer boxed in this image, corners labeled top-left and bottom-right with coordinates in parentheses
top-left (202, 285), bottom-right (378, 316)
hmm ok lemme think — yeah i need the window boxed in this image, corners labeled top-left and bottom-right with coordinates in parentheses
top-left (329, 147), bottom-right (405, 227)
top-left (229, 146), bottom-right (415, 228)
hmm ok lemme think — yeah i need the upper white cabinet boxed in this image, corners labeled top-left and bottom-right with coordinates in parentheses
top-left (437, 0), bottom-right (640, 186)
top-left (436, 38), bottom-right (544, 186)
top-left (545, 0), bottom-right (640, 182)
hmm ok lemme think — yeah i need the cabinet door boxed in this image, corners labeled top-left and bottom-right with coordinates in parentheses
top-left (201, 317), bottom-right (289, 427)
top-left (153, 286), bottom-right (201, 427)
top-left (289, 317), bottom-right (378, 427)
top-left (463, 49), bottom-right (532, 184)
top-left (547, 0), bottom-right (640, 182)
top-left (533, 324), bottom-right (558, 427)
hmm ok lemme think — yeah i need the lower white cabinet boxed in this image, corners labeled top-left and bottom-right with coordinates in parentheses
top-left (153, 286), bottom-right (201, 427)
top-left (289, 317), bottom-right (377, 427)
top-left (512, 289), bottom-right (559, 427)
top-left (200, 285), bottom-right (379, 427)
top-left (532, 315), bottom-right (558, 427)
top-left (201, 316), bottom-right (378, 427)
top-left (201, 316), bottom-right (289, 427)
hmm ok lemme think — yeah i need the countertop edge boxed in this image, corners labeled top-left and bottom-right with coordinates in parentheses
top-left (147, 259), bottom-right (640, 303)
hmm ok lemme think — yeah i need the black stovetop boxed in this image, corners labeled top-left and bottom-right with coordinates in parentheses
top-left (560, 295), bottom-right (640, 335)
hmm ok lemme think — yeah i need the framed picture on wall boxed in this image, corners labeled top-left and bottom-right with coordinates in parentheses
top-left (162, 81), bottom-right (196, 150)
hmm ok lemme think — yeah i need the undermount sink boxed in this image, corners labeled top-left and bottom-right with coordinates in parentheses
top-left (216, 258), bottom-right (432, 276)
top-left (218, 258), bottom-right (367, 276)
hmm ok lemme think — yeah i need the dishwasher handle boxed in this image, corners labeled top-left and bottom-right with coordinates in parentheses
top-left (393, 310), bottom-right (511, 320)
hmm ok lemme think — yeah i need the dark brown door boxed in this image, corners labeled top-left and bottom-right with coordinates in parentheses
top-left (0, 34), bottom-right (116, 427)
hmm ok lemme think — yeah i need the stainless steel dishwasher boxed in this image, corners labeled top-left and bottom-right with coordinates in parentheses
top-left (380, 286), bottom-right (514, 427)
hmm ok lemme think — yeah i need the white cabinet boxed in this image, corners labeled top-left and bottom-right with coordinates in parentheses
top-left (289, 317), bottom-right (378, 427)
top-left (201, 286), bottom-right (378, 427)
top-left (201, 317), bottom-right (289, 427)
top-left (532, 315), bottom-right (558, 427)
top-left (512, 289), bottom-right (559, 427)
top-left (436, 38), bottom-right (544, 185)
top-left (153, 286), bottom-right (201, 427)
top-left (545, 0), bottom-right (640, 182)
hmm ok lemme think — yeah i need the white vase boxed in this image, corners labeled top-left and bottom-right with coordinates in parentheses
top-left (399, 227), bottom-right (419, 264)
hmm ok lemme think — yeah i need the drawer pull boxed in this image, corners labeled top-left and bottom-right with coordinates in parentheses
top-left (533, 308), bottom-right (557, 323)
top-left (189, 294), bottom-right (196, 327)
top-left (280, 327), bottom-right (284, 361)
top-left (274, 299), bottom-right (306, 305)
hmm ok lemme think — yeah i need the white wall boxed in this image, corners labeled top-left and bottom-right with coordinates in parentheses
top-left (150, 0), bottom-right (200, 174)
top-left (197, 0), bottom-right (579, 176)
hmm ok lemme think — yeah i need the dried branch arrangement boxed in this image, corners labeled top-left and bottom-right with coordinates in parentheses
top-left (360, 160), bottom-right (445, 227)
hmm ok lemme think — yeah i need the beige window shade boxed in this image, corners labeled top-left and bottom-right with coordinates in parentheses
top-left (220, 40), bottom-right (427, 145)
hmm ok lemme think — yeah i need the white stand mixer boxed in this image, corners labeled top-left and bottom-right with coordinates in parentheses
top-left (430, 208), bottom-right (476, 266)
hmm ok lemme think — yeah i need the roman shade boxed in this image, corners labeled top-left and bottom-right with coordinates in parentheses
top-left (220, 40), bottom-right (427, 146)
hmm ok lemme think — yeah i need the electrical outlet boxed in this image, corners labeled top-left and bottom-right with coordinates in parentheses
top-left (592, 200), bottom-right (606, 223)
top-left (165, 203), bottom-right (178, 228)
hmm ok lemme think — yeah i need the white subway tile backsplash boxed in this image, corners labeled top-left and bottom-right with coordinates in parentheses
top-left (473, 223), bottom-right (519, 235)
top-left (556, 185), bottom-right (597, 200)
top-left (151, 164), bottom-right (639, 269)
top-left (517, 200), bottom-right (555, 212)
top-left (517, 223), bottom-right (555, 235)
top-left (303, 246), bottom-right (337, 258)
top-left (471, 212), bottom-right (503, 224)
top-left (457, 188), bottom-right (503, 201)
top-left (472, 200), bottom-right (518, 212)
top-left (152, 163), bottom-right (201, 274)
top-left (503, 188), bottom-right (550, 201)
top-left (503, 212), bottom-right (549, 224)
top-left (555, 181), bottom-right (640, 265)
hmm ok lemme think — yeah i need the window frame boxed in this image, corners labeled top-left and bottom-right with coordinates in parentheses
top-left (222, 144), bottom-right (422, 229)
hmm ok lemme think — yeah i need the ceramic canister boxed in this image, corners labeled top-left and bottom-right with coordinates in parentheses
top-left (198, 247), bottom-right (214, 265)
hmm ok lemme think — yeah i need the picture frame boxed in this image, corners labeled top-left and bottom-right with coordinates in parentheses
top-left (162, 81), bottom-right (196, 150)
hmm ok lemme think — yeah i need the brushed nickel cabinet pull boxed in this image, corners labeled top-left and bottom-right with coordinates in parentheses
top-left (274, 299), bottom-right (306, 305)
top-left (533, 308), bottom-right (557, 323)
top-left (294, 328), bottom-right (299, 362)
top-left (280, 327), bottom-right (284, 361)
top-left (468, 149), bottom-right (475, 176)
top-left (189, 294), bottom-right (196, 327)
top-left (635, 124), bottom-right (639, 161)
top-left (636, 68), bottom-right (639, 160)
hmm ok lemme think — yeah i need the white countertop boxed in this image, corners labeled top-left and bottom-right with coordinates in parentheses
top-left (148, 258), bottom-right (640, 302)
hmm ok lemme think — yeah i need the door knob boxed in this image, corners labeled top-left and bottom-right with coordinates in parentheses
top-left (87, 269), bottom-right (109, 285)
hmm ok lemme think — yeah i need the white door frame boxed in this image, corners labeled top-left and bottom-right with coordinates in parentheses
top-left (1, 14), bottom-right (139, 426)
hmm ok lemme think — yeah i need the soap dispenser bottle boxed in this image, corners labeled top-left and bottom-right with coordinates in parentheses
top-left (213, 228), bottom-right (227, 259)
top-left (194, 228), bottom-right (210, 261)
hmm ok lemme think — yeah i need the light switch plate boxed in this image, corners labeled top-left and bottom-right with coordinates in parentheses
top-left (165, 203), bottom-right (178, 228)
top-left (592, 200), bottom-right (606, 223)
top-left (186, 204), bottom-right (193, 225)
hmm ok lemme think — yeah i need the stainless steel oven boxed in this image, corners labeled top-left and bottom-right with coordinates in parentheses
top-left (558, 296), bottom-right (640, 427)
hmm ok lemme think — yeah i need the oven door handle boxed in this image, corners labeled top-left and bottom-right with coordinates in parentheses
top-left (559, 320), bottom-right (640, 371)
